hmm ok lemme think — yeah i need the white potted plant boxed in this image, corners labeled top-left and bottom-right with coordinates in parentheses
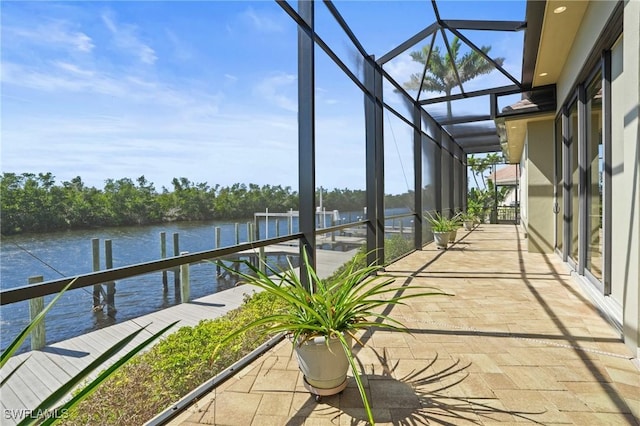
top-left (213, 248), bottom-right (449, 425)
top-left (424, 212), bottom-right (454, 249)
top-left (460, 211), bottom-right (475, 231)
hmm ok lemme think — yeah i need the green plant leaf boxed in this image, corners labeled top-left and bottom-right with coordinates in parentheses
top-left (30, 321), bottom-right (179, 426)
top-left (1, 279), bottom-right (77, 369)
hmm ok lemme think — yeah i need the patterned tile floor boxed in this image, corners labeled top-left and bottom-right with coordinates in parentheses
top-left (168, 225), bottom-right (639, 425)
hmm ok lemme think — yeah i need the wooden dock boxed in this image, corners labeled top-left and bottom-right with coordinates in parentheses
top-left (0, 246), bottom-right (359, 424)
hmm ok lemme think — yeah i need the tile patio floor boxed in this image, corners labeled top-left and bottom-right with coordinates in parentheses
top-left (168, 224), bottom-right (639, 425)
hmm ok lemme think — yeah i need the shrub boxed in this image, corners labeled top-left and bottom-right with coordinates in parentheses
top-left (61, 291), bottom-right (284, 425)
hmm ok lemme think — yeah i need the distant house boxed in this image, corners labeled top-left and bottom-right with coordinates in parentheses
top-left (488, 164), bottom-right (518, 206)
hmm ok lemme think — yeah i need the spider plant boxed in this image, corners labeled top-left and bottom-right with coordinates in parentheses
top-left (424, 211), bottom-right (456, 233)
top-left (212, 248), bottom-right (451, 425)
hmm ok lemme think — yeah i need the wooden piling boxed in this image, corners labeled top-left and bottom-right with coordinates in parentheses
top-left (288, 209), bottom-right (293, 234)
top-left (215, 227), bottom-right (221, 248)
top-left (235, 223), bottom-right (240, 245)
top-left (91, 238), bottom-right (102, 309)
top-left (28, 276), bottom-right (45, 350)
top-left (180, 251), bottom-right (190, 303)
top-left (331, 216), bottom-right (336, 242)
top-left (275, 219), bottom-right (280, 237)
top-left (160, 232), bottom-right (168, 292)
top-left (254, 218), bottom-right (260, 241)
top-left (105, 239), bottom-right (116, 317)
top-left (259, 247), bottom-right (266, 274)
top-left (173, 233), bottom-right (180, 293)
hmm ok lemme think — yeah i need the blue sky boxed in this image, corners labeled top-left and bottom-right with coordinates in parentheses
top-left (1, 1), bottom-right (525, 194)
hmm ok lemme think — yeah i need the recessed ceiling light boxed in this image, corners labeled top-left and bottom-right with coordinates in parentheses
top-left (510, 126), bottom-right (517, 129)
top-left (554, 6), bottom-right (567, 14)
top-left (539, 72), bottom-right (548, 77)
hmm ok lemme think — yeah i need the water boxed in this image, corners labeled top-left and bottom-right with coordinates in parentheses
top-left (0, 208), bottom-right (411, 353)
top-left (0, 217), bottom-right (301, 353)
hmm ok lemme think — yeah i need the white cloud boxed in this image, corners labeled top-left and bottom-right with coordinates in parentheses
top-left (241, 7), bottom-right (284, 33)
top-left (165, 29), bottom-right (194, 62)
top-left (254, 73), bottom-right (297, 112)
top-left (101, 11), bottom-right (157, 65)
top-left (5, 20), bottom-right (94, 53)
top-left (53, 61), bottom-right (95, 77)
top-left (383, 53), bottom-right (424, 90)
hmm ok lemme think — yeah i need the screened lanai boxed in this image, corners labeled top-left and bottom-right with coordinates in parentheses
top-left (4, 1), bottom-right (638, 424)
top-left (289, 0), bottom-right (555, 268)
top-left (3, 1), bottom-right (555, 304)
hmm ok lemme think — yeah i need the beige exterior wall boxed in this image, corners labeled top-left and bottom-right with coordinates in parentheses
top-left (611, 37), bottom-right (625, 313)
top-left (525, 120), bottom-right (555, 253)
top-left (556, 1), bottom-right (618, 106)
top-left (519, 139), bottom-right (528, 236)
top-left (620, 0), bottom-right (639, 359)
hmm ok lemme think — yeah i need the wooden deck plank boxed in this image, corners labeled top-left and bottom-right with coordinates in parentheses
top-left (20, 351), bottom-right (69, 393)
top-left (37, 346), bottom-right (85, 377)
top-left (4, 368), bottom-right (45, 410)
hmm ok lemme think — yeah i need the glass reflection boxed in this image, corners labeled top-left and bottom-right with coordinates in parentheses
top-left (555, 116), bottom-right (563, 251)
top-left (569, 101), bottom-right (579, 262)
top-left (586, 72), bottom-right (603, 281)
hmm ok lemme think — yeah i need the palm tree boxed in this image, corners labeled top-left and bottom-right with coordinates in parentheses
top-left (403, 36), bottom-right (504, 119)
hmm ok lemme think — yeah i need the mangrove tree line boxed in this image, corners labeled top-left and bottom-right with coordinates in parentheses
top-left (0, 173), bottom-right (411, 235)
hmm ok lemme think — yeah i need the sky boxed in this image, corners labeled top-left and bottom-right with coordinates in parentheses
top-left (0, 0), bottom-right (525, 195)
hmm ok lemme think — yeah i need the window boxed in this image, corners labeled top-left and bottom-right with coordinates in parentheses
top-left (585, 71), bottom-right (603, 281)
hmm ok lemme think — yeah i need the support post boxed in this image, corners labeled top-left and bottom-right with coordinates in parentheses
top-left (235, 223), bottom-right (240, 245)
top-left (105, 239), bottom-right (116, 317)
top-left (28, 276), bottom-right (45, 350)
top-left (259, 246), bottom-right (266, 274)
top-left (413, 101), bottom-right (423, 249)
top-left (215, 227), bottom-right (221, 249)
top-left (365, 54), bottom-right (384, 265)
top-left (160, 232), bottom-right (168, 292)
top-left (179, 252), bottom-right (190, 303)
top-left (298, 0), bottom-right (316, 288)
top-left (288, 209), bottom-right (294, 234)
top-left (91, 238), bottom-right (102, 309)
top-left (173, 233), bottom-right (180, 294)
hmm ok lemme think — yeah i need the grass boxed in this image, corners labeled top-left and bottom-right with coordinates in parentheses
top-left (60, 291), bottom-right (285, 425)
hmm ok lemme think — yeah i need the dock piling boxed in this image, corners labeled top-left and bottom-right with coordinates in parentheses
top-left (180, 251), bottom-right (190, 303)
top-left (91, 238), bottom-right (103, 310)
top-left (173, 233), bottom-right (180, 294)
top-left (215, 227), bottom-right (221, 248)
top-left (28, 275), bottom-right (45, 350)
top-left (160, 232), bottom-right (168, 293)
top-left (105, 239), bottom-right (116, 317)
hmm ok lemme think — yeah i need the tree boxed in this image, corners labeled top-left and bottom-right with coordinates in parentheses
top-left (403, 36), bottom-right (504, 118)
top-left (467, 154), bottom-right (510, 223)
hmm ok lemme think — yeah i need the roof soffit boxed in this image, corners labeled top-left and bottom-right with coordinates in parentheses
top-left (533, 0), bottom-right (589, 87)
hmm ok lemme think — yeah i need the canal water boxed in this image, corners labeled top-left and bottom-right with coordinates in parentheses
top-left (0, 217), bottom-right (303, 353)
top-left (0, 208), bottom-right (410, 353)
